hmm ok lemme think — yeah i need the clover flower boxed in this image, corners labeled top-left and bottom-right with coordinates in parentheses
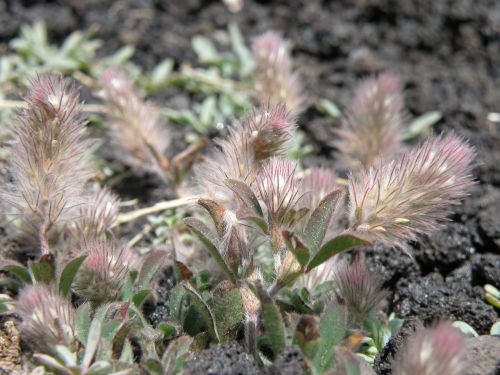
top-left (392, 322), bottom-right (469, 375)
top-left (252, 31), bottom-right (304, 115)
top-left (299, 167), bottom-right (338, 211)
top-left (100, 68), bottom-right (170, 179)
top-left (348, 133), bottom-right (475, 249)
top-left (1, 75), bottom-right (93, 254)
top-left (334, 256), bottom-right (388, 322)
top-left (257, 158), bottom-right (302, 225)
top-left (73, 239), bottom-right (131, 306)
top-left (335, 73), bottom-right (405, 170)
top-left (16, 285), bottom-right (76, 354)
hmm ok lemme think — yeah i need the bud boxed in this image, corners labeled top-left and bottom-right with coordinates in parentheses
top-left (16, 285), bottom-right (76, 354)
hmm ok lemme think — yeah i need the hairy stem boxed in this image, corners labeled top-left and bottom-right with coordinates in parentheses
top-left (245, 319), bottom-right (258, 359)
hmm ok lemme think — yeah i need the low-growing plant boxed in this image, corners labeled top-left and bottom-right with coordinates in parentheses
top-left (0, 25), bottom-right (477, 375)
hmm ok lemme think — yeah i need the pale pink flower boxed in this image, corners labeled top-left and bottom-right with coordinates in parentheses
top-left (16, 285), bottom-right (76, 354)
top-left (392, 322), bottom-right (469, 375)
top-left (335, 73), bottom-right (405, 170)
top-left (347, 133), bottom-right (475, 249)
top-left (252, 31), bottom-right (304, 115)
top-left (1, 75), bottom-right (93, 251)
top-left (299, 167), bottom-right (338, 211)
top-left (100, 68), bottom-right (170, 179)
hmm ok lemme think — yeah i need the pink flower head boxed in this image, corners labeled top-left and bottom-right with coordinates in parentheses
top-left (100, 68), bottom-right (169, 178)
top-left (299, 167), bottom-right (338, 211)
top-left (2, 75), bottom-right (93, 239)
top-left (252, 31), bottom-right (304, 115)
top-left (392, 322), bottom-right (469, 375)
top-left (246, 103), bottom-right (295, 160)
top-left (335, 73), bottom-right (405, 170)
top-left (16, 285), bottom-right (76, 354)
top-left (333, 256), bottom-right (388, 322)
top-left (257, 158), bottom-right (301, 225)
top-left (73, 239), bottom-right (130, 305)
top-left (348, 133), bottom-right (475, 250)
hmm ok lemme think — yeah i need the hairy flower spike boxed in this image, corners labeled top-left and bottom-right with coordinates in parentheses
top-left (348, 133), bottom-right (475, 249)
top-left (100, 68), bottom-right (170, 179)
top-left (335, 73), bottom-right (405, 170)
top-left (252, 31), bottom-right (304, 115)
top-left (257, 158), bottom-right (301, 225)
top-left (73, 239), bottom-right (131, 306)
top-left (16, 285), bottom-right (76, 354)
top-left (392, 322), bottom-right (469, 375)
top-left (1, 75), bottom-right (93, 253)
top-left (73, 187), bottom-right (120, 243)
top-left (194, 105), bottom-right (295, 203)
top-left (334, 256), bottom-right (388, 322)
top-left (299, 167), bottom-right (338, 211)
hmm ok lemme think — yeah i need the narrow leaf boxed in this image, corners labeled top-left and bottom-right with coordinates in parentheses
top-left (59, 255), bottom-right (87, 297)
top-left (307, 235), bottom-right (370, 272)
top-left (303, 189), bottom-right (343, 254)
top-left (76, 302), bottom-right (91, 344)
top-left (0, 260), bottom-right (31, 284)
top-left (184, 217), bottom-right (236, 282)
top-left (224, 179), bottom-right (263, 217)
top-left (83, 318), bottom-right (102, 369)
top-left (258, 285), bottom-right (286, 359)
top-left (283, 231), bottom-right (310, 267)
top-left (136, 251), bottom-right (168, 290)
top-left (184, 283), bottom-right (220, 342)
top-left (29, 254), bottom-right (55, 284)
top-left (132, 289), bottom-right (151, 308)
top-left (403, 111), bottom-right (442, 140)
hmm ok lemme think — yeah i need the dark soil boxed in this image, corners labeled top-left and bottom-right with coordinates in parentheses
top-left (0, 0), bottom-right (499, 374)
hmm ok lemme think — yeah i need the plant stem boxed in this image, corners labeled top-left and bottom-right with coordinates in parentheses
top-left (245, 319), bottom-right (258, 359)
top-left (112, 196), bottom-right (198, 227)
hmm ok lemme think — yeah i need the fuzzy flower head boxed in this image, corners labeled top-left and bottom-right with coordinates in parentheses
top-left (16, 285), bottom-right (76, 354)
top-left (247, 104), bottom-right (295, 160)
top-left (392, 322), bottom-right (469, 375)
top-left (194, 104), bottom-right (295, 204)
top-left (252, 31), bottom-right (304, 116)
top-left (348, 133), bottom-right (475, 250)
top-left (2, 75), bottom-right (93, 239)
top-left (257, 158), bottom-right (302, 225)
top-left (73, 239), bottom-right (131, 306)
top-left (335, 73), bottom-right (405, 170)
top-left (299, 167), bottom-right (338, 211)
top-left (100, 68), bottom-right (169, 178)
top-left (71, 187), bottom-right (120, 245)
top-left (334, 256), bottom-right (388, 322)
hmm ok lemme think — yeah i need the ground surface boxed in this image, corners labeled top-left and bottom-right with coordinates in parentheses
top-left (0, 0), bottom-right (499, 373)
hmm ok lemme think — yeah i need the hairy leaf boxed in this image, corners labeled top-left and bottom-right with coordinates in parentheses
top-left (224, 179), bottom-right (264, 217)
top-left (59, 255), bottom-right (87, 297)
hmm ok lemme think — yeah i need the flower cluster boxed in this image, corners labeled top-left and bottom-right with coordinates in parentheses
top-left (348, 133), bottom-right (475, 249)
top-left (334, 73), bottom-right (405, 170)
top-left (1, 75), bottom-right (94, 254)
top-left (252, 31), bottom-right (304, 115)
top-left (100, 68), bottom-right (170, 179)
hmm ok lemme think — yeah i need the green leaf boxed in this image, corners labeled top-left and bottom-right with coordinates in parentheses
top-left (169, 284), bottom-right (187, 324)
top-left (224, 179), bottom-right (264, 218)
top-left (83, 318), bottom-right (102, 369)
top-left (132, 289), bottom-right (151, 308)
top-left (306, 235), bottom-right (370, 272)
top-left (490, 321), bottom-right (500, 336)
top-left (158, 322), bottom-right (178, 340)
top-left (76, 302), bottom-right (92, 345)
top-left (403, 111), bottom-right (442, 140)
top-left (184, 283), bottom-right (220, 342)
top-left (293, 315), bottom-right (320, 360)
top-left (143, 359), bottom-right (163, 375)
top-left (150, 59), bottom-right (174, 88)
top-left (303, 189), bottom-right (343, 254)
top-left (0, 260), bottom-right (31, 284)
top-left (136, 251), bottom-right (167, 290)
top-left (258, 286), bottom-right (286, 359)
top-left (59, 255), bottom-right (87, 297)
top-left (161, 335), bottom-right (193, 374)
top-left (313, 304), bottom-right (348, 372)
top-left (213, 287), bottom-right (243, 341)
top-left (29, 254), bottom-right (55, 285)
top-left (112, 321), bottom-right (134, 359)
top-left (184, 217), bottom-right (236, 282)
top-left (452, 321), bottom-right (479, 337)
top-left (229, 23), bottom-right (254, 77)
top-left (192, 36), bottom-right (219, 63)
top-left (318, 99), bottom-right (341, 118)
top-left (198, 198), bottom-right (227, 238)
top-left (283, 231), bottom-right (310, 268)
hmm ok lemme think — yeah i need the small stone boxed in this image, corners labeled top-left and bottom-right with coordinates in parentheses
top-left (465, 335), bottom-right (500, 375)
